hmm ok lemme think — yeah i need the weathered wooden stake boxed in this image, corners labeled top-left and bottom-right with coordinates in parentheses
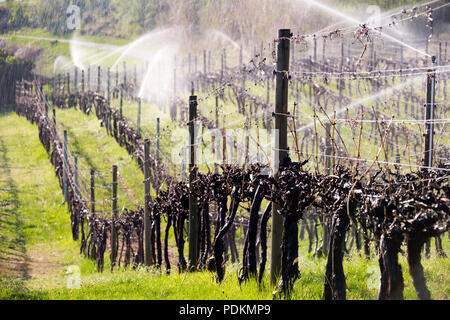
top-left (119, 87), bottom-right (123, 118)
top-left (97, 66), bottom-right (101, 93)
top-left (156, 118), bottom-right (160, 165)
top-left (144, 139), bottom-right (153, 266)
top-left (107, 68), bottom-right (111, 104)
top-left (271, 29), bottom-right (291, 285)
top-left (188, 95), bottom-right (199, 269)
top-left (63, 130), bottom-right (68, 204)
top-left (137, 98), bottom-right (141, 138)
top-left (74, 156), bottom-right (78, 194)
top-left (111, 165), bottom-right (118, 269)
top-left (90, 169), bottom-right (95, 213)
top-left (74, 67), bottom-right (78, 91)
top-left (123, 61), bottom-right (127, 89)
top-left (424, 56), bottom-right (436, 169)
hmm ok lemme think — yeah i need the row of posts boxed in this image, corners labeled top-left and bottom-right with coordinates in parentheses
top-left (57, 29), bottom-right (439, 284)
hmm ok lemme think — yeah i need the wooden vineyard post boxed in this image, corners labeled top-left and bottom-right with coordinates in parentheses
top-left (271, 28), bottom-right (291, 285)
top-left (119, 87), bottom-right (123, 118)
top-left (337, 40), bottom-right (344, 137)
top-left (111, 165), bottom-right (118, 269)
top-left (107, 68), bottom-right (111, 104)
top-left (74, 67), bottom-right (78, 91)
top-left (240, 45), bottom-right (246, 114)
top-left (123, 61), bottom-right (127, 90)
top-left (137, 98), bottom-right (141, 138)
top-left (188, 95), bottom-right (199, 270)
top-left (90, 169), bottom-right (95, 214)
top-left (222, 116), bottom-right (227, 165)
top-left (81, 70), bottom-right (85, 93)
top-left (63, 130), bottom-right (68, 204)
top-left (144, 139), bottom-right (153, 266)
top-left (156, 118), bottom-right (160, 188)
top-left (325, 123), bottom-right (332, 174)
top-left (322, 38), bottom-right (325, 72)
top-left (74, 156), bottom-right (79, 195)
top-left (424, 56), bottom-right (436, 169)
top-left (309, 56), bottom-right (312, 104)
top-left (322, 123), bottom-right (332, 256)
top-left (423, 56), bottom-right (437, 258)
top-left (244, 117), bottom-right (249, 167)
top-left (97, 66), bottom-right (101, 93)
top-left (156, 118), bottom-right (160, 163)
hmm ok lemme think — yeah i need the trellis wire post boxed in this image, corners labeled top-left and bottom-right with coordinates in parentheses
top-left (337, 40), bottom-right (344, 139)
top-left (271, 28), bottom-right (291, 285)
top-left (123, 61), bottom-right (127, 89)
top-left (144, 139), bottom-right (153, 266)
top-left (325, 123), bottom-right (332, 174)
top-left (111, 165), bottom-right (118, 269)
top-left (424, 56), bottom-right (436, 169)
top-left (137, 98), bottom-right (141, 138)
top-left (119, 87), bottom-right (123, 118)
top-left (63, 130), bottom-right (68, 204)
top-left (309, 56), bottom-right (312, 103)
top-left (116, 65), bottom-right (119, 89)
top-left (97, 66), bottom-right (101, 93)
top-left (107, 67), bottom-right (111, 104)
top-left (74, 156), bottom-right (78, 195)
top-left (156, 118), bottom-right (160, 165)
top-left (74, 67), bottom-right (78, 91)
top-left (90, 169), bottom-right (95, 214)
top-left (81, 69), bottom-right (85, 93)
top-left (188, 95), bottom-right (199, 270)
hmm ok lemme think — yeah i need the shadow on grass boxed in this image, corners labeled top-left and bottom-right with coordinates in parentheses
top-left (0, 136), bottom-right (34, 298)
